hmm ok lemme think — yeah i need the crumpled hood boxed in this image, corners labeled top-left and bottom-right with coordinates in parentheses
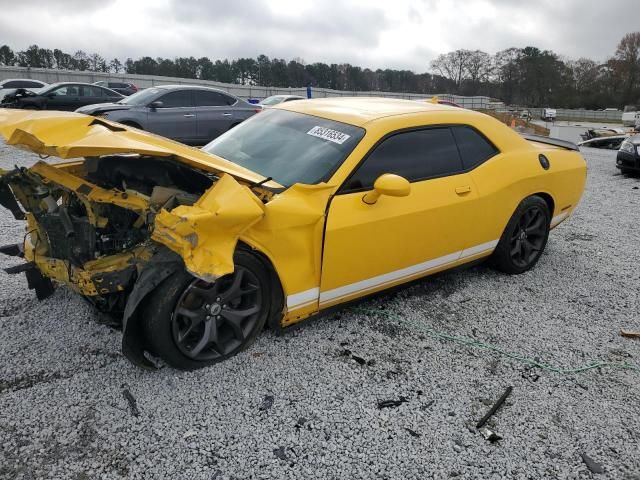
top-left (0, 109), bottom-right (283, 188)
top-left (75, 102), bottom-right (133, 114)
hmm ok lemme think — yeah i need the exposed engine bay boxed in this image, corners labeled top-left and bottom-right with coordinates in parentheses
top-left (0, 155), bottom-right (252, 315)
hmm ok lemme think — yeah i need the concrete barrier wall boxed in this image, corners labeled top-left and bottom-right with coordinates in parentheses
top-left (528, 107), bottom-right (622, 122)
top-left (0, 66), bottom-right (493, 109)
top-left (3, 66), bottom-right (623, 121)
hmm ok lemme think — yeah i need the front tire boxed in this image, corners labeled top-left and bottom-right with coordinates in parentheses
top-left (491, 196), bottom-right (550, 274)
top-left (142, 250), bottom-right (271, 370)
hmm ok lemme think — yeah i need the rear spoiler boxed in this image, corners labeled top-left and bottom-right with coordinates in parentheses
top-left (521, 134), bottom-right (579, 151)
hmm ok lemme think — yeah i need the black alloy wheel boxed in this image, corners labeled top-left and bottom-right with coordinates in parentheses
top-left (142, 250), bottom-right (272, 370)
top-left (171, 266), bottom-right (262, 361)
top-left (508, 205), bottom-right (547, 269)
top-left (492, 195), bottom-right (551, 274)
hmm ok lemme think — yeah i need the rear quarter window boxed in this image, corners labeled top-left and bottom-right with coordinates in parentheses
top-left (451, 125), bottom-right (499, 170)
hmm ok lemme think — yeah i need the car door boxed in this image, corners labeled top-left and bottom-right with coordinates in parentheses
top-left (45, 85), bottom-right (80, 111)
top-left (146, 90), bottom-right (197, 143)
top-left (319, 127), bottom-right (481, 308)
top-left (96, 85), bottom-right (123, 104)
top-left (78, 85), bottom-right (107, 109)
top-left (194, 90), bottom-right (239, 143)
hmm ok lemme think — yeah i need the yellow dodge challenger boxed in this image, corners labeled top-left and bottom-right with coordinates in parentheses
top-left (0, 99), bottom-right (586, 369)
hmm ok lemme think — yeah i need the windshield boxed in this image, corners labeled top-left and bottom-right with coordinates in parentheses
top-left (260, 95), bottom-right (286, 106)
top-left (118, 88), bottom-right (162, 105)
top-left (202, 109), bottom-right (365, 187)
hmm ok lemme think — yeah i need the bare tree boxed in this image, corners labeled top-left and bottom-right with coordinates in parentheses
top-left (613, 32), bottom-right (640, 102)
top-left (465, 50), bottom-right (492, 84)
top-left (430, 49), bottom-right (473, 90)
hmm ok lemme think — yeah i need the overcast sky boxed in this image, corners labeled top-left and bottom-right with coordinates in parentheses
top-left (0, 0), bottom-right (637, 72)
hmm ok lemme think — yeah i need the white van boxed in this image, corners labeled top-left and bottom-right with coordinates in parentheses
top-left (541, 108), bottom-right (557, 121)
top-left (622, 105), bottom-right (638, 126)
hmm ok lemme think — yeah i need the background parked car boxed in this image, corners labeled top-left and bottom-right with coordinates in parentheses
top-left (258, 94), bottom-right (305, 107)
top-left (616, 135), bottom-right (640, 174)
top-left (622, 105), bottom-right (639, 126)
top-left (93, 81), bottom-right (138, 96)
top-left (0, 78), bottom-right (48, 102)
top-left (1, 82), bottom-right (123, 111)
top-left (76, 85), bottom-right (260, 145)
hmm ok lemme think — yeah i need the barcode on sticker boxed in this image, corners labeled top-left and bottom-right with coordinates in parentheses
top-left (306, 126), bottom-right (351, 145)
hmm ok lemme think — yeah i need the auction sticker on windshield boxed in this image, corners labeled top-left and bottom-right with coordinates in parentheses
top-left (307, 126), bottom-right (351, 145)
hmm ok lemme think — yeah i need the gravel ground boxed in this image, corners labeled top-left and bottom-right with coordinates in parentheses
top-left (0, 143), bottom-right (639, 480)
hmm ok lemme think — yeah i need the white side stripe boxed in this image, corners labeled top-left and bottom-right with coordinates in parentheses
top-left (286, 287), bottom-right (319, 309)
top-left (319, 251), bottom-right (463, 304)
top-left (460, 239), bottom-right (499, 259)
top-left (286, 239), bottom-right (500, 310)
top-left (550, 212), bottom-right (569, 227)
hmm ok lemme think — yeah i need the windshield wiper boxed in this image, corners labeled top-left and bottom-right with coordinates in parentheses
top-left (248, 176), bottom-right (273, 189)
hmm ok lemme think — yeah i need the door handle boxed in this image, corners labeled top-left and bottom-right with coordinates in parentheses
top-left (222, 113), bottom-right (232, 117)
top-left (455, 185), bottom-right (471, 195)
top-left (183, 114), bottom-right (195, 118)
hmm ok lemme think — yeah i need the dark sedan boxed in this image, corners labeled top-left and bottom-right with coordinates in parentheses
top-left (616, 136), bottom-right (640, 174)
top-left (1, 82), bottom-right (123, 111)
top-left (76, 85), bottom-right (260, 145)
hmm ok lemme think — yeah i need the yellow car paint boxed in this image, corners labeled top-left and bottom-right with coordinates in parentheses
top-left (0, 98), bottom-right (587, 334)
top-left (152, 173), bottom-right (266, 282)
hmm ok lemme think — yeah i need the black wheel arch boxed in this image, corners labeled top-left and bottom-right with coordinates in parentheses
top-left (532, 191), bottom-right (555, 219)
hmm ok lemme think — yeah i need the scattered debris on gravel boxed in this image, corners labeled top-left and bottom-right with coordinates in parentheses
top-left (0, 144), bottom-right (639, 479)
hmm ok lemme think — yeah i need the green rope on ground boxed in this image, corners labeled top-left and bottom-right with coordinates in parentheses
top-left (353, 307), bottom-right (640, 375)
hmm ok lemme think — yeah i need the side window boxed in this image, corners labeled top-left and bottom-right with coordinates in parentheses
top-left (194, 90), bottom-right (232, 107)
top-left (451, 126), bottom-right (498, 170)
top-left (345, 128), bottom-right (463, 191)
top-left (52, 86), bottom-right (77, 96)
top-left (79, 86), bottom-right (103, 97)
top-left (157, 90), bottom-right (193, 108)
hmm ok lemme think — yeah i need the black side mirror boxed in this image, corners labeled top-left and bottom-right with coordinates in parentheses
top-left (149, 101), bottom-right (163, 110)
top-left (46, 92), bottom-right (56, 98)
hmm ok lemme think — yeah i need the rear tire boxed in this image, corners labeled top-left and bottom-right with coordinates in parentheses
top-left (491, 195), bottom-right (550, 274)
top-left (141, 250), bottom-right (271, 370)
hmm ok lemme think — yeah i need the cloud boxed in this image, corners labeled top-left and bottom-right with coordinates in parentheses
top-left (0, 0), bottom-right (636, 72)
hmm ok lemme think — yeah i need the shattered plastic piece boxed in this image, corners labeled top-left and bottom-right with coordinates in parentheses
top-left (273, 446), bottom-right (289, 461)
top-left (405, 428), bottom-right (421, 438)
top-left (121, 386), bottom-right (140, 417)
top-left (377, 396), bottom-right (408, 409)
top-left (620, 329), bottom-right (640, 339)
top-left (581, 453), bottom-right (605, 474)
top-left (476, 386), bottom-right (513, 428)
top-left (259, 395), bottom-right (274, 411)
top-left (479, 427), bottom-right (502, 442)
top-left (294, 417), bottom-right (307, 430)
top-left (351, 355), bottom-right (366, 365)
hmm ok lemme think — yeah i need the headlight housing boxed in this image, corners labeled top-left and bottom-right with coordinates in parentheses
top-left (620, 140), bottom-right (636, 155)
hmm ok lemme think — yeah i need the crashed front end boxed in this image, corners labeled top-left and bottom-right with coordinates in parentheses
top-left (0, 110), bottom-right (277, 366)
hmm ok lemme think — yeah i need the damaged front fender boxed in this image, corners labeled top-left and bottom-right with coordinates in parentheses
top-left (152, 173), bottom-right (266, 281)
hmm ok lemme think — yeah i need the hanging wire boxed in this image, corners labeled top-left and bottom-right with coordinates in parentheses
top-left (353, 307), bottom-right (640, 375)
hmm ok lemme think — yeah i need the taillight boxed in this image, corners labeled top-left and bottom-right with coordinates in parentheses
top-left (254, 108), bottom-right (262, 113)
top-left (131, 85), bottom-right (138, 92)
